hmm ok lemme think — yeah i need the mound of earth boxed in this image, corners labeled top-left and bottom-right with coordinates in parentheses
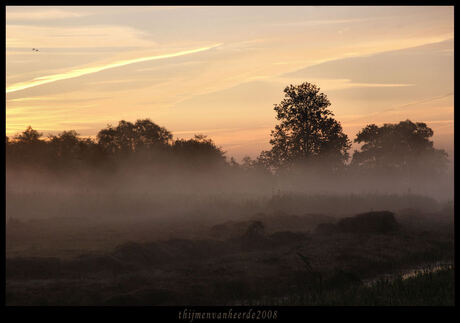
top-left (210, 212), bottom-right (334, 240)
top-left (316, 211), bottom-right (399, 234)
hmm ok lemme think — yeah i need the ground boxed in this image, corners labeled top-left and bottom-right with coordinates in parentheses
top-left (6, 209), bottom-right (454, 306)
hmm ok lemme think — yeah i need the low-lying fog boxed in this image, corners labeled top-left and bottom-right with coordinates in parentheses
top-left (6, 160), bottom-right (453, 225)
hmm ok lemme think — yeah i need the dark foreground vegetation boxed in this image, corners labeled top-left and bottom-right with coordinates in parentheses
top-left (264, 267), bottom-right (454, 306)
top-left (6, 209), bottom-right (454, 306)
top-left (6, 82), bottom-right (454, 306)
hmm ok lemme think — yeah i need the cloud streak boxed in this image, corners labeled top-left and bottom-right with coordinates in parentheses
top-left (6, 43), bottom-right (222, 94)
top-left (6, 8), bottom-right (91, 21)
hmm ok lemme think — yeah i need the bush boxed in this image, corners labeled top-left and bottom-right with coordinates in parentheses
top-left (337, 211), bottom-right (399, 234)
top-left (315, 211), bottom-right (399, 235)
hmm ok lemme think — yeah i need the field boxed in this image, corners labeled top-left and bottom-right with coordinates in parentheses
top-left (6, 192), bottom-right (454, 306)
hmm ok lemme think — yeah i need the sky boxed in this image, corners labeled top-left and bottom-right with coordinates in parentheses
top-left (6, 6), bottom-right (454, 161)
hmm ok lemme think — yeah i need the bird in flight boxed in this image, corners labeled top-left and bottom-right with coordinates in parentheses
top-left (32, 48), bottom-right (39, 52)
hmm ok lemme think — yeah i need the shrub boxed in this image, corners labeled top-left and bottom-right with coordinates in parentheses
top-left (337, 211), bottom-right (399, 234)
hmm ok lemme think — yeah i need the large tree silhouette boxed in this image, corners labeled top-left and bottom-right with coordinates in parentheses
top-left (7, 126), bottom-right (47, 166)
top-left (14, 126), bottom-right (42, 143)
top-left (49, 130), bottom-right (80, 159)
top-left (48, 130), bottom-right (104, 169)
top-left (351, 120), bottom-right (448, 175)
top-left (262, 82), bottom-right (351, 170)
top-left (97, 119), bottom-right (172, 154)
top-left (172, 134), bottom-right (226, 169)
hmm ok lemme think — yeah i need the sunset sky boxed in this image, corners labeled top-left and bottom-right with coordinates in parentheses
top-left (6, 6), bottom-right (454, 161)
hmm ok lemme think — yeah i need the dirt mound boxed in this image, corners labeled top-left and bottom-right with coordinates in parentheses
top-left (337, 211), bottom-right (399, 233)
top-left (210, 213), bottom-right (335, 240)
top-left (316, 211), bottom-right (399, 234)
top-left (251, 212), bottom-right (335, 232)
top-left (209, 220), bottom-right (253, 240)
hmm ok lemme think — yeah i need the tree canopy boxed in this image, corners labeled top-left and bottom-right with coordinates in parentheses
top-left (6, 119), bottom-right (225, 172)
top-left (6, 84), bottom-right (450, 179)
top-left (262, 82), bottom-right (351, 171)
top-left (14, 126), bottom-right (42, 143)
top-left (172, 134), bottom-right (226, 168)
top-left (97, 119), bottom-right (172, 154)
top-left (351, 120), bottom-right (448, 175)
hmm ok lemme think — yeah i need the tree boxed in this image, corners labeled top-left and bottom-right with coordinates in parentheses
top-left (14, 126), bottom-right (42, 143)
top-left (242, 221), bottom-right (266, 248)
top-left (49, 130), bottom-right (80, 159)
top-left (262, 82), bottom-right (351, 171)
top-left (97, 119), bottom-right (172, 154)
top-left (7, 126), bottom-right (46, 166)
top-left (351, 120), bottom-right (448, 175)
top-left (172, 134), bottom-right (226, 168)
top-left (47, 130), bottom-right (103, 169)
top-left (237, 154), bottom-right (274, 176)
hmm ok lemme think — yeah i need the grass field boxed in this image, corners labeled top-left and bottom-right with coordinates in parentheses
top-left (6, 193), bottom-right (454, 306)
top-left (247, 266), bottom-right (454, 306)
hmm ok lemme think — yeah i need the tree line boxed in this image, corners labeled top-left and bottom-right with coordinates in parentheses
top-left (6, 82), bottom-right (448, 177)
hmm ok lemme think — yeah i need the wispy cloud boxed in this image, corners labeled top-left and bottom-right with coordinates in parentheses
top-left (6, 24), bottom-right (156, 49)
top-left (339, 93), bottom-right (453, 128)
top-left (274, 77), bottom-right (415, 90)
top-left (6, 43), bottom-right (222, 94)
top-left (174, 127), bottom-right (242, 135)
top-left (6, 8), bottom-right (92, 21)
top-left (7, 95), bottom-right (108, 103)
top-left (7, 97), bottom-right (52, 102)
top-left (87, 79), bottom-right (139, 85)
top-left (272, 17), bottom-right (375, 27)
top-left (388, 92), bottom-right (454, 111)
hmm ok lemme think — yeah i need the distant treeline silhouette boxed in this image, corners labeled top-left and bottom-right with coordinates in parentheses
top-left (6, 82), bottom-right (448, 177)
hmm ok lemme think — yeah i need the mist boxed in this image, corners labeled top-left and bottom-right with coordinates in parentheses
top-left (6, 148), bottom-right (453, 220)
top-left (6, 90), bottom-right (454, 306)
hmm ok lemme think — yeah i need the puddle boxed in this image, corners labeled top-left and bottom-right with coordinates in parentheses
top-left (364, 262), bottom-right (453, 286)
